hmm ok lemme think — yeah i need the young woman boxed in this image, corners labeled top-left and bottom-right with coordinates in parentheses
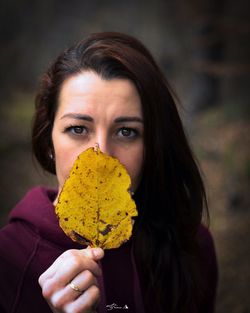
top-left (0, 32), bottom-right (218, 313)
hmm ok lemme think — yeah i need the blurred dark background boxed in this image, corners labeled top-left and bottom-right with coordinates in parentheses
top-left (0, 1), bottom-right (249, 312)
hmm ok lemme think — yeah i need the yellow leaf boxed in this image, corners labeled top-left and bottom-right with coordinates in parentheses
top-left (55, 146), bottom-right (138, 249)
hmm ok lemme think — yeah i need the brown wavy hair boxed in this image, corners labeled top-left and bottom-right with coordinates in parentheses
top-left (32, 32), bottom-right (208, 312)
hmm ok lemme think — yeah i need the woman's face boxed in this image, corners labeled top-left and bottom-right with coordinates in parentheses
top-left (52, 71), bottom-right (144, 198)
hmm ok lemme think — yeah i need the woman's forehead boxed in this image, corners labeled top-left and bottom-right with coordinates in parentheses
top-left (56, 71), bottom-right (142, 117)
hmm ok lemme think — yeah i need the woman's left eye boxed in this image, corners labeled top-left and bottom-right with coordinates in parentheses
top-left (117, 127), bottom-right (138, 138)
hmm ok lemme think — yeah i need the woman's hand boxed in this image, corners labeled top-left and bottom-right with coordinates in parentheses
top-left (38, 247), bottom-right (104, 313)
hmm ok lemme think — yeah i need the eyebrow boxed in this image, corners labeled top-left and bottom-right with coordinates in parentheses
top-left (60, 113), bottom-right (93, 121)
top-left (60, 113), bottom-right (143, 123)
top-left (114, 116), bottom-right (143, 123)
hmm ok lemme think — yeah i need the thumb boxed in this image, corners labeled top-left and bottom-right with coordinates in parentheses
top-left (84, 246), bottom-right (105, 260)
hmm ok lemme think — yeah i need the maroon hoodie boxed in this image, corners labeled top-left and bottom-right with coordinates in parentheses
top-left (0, 187), bottom-right (218, 313)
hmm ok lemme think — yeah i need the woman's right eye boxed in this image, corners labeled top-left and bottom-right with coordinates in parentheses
top-left (66, 126), bottom-right (88, 135)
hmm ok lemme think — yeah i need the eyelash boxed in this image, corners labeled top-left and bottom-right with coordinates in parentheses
top-left (65, 125), bottom-right (87, 135)
top-left (64, 125), bottom-right (140, 140)
top-left (116, 127), bottom-right (139, 139)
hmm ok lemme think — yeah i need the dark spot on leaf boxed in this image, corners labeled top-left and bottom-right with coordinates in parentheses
top-left (99, 224), bottom-right (113, 236)
top-left (71, 231), bottom-right (90, 245)
top-left (64, 218), bottom-right (68, 221)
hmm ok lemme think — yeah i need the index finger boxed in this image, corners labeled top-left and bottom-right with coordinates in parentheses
top-left (51, 250), bottom-right (102, 286)
top-left (39, 247), bottom-right (104, 287)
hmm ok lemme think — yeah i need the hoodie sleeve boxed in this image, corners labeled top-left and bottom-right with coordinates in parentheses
top-left (0, 221), bottom-right (39, 312)
top-left (0, 220), bottom-right (62, 313)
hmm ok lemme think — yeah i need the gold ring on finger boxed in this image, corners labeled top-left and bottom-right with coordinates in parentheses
top-left (69, 282), bottom-right (83, 293)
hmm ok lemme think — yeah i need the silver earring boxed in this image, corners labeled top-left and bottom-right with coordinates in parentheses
top-left (49, 152), bottom-right (54, 160)
top-left (129, 190), bottom-right (135, 196)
